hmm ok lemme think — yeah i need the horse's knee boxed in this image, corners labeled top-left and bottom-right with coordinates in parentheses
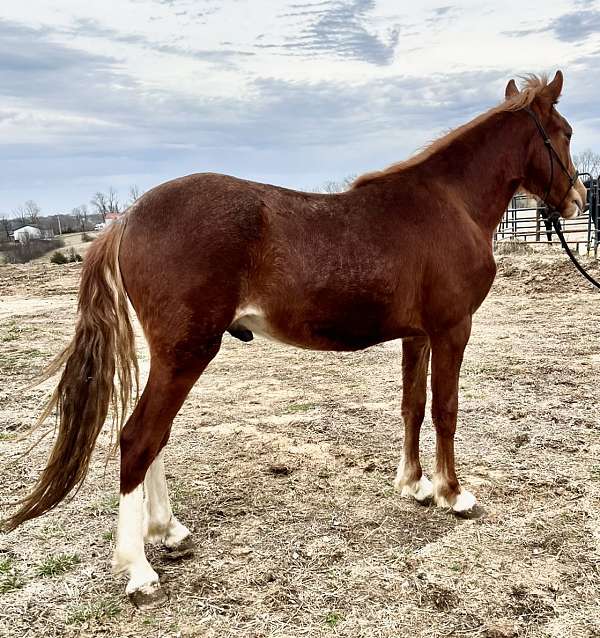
top-left (402, 402), bottom-right (426, 426)
top-left (431, 408), bottom-right (456, 439)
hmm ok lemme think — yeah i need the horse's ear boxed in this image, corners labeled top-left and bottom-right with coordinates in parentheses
top-left (505, 79), bottom-right (518, 99)
top-left (542, 70), bottom-right (563, 103)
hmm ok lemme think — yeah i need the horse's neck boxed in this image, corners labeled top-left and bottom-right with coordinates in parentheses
top-left (426, 110), bottom-right (531, 234)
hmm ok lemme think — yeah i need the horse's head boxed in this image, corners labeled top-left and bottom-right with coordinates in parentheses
top-left (506, 71), bottom-right (586, 220)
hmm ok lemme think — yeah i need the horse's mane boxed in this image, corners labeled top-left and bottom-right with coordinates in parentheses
top-left (351, 75), bottom-right (554, 189)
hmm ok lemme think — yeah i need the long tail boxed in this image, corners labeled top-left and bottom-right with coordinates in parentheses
top-left (3, 220), bottom-right (138, 531)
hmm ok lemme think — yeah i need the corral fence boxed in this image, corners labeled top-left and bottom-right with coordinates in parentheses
top-left (494, 173), bottom-right (599, 256)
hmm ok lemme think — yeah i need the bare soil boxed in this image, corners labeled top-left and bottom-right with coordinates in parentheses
top-left (0, 252), bottom-right (599, 638)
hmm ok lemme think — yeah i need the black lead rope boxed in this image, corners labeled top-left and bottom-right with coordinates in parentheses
top-left (549, 214), bottom-right (600, 290)
top-left (522, 107), bottom-right (600, 291)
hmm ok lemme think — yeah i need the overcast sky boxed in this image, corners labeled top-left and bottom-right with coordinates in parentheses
top-left (2, 0), bottom-right (600, 215)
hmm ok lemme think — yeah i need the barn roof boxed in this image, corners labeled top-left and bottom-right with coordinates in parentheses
top-left (14, 225), bottom-right (41, 233)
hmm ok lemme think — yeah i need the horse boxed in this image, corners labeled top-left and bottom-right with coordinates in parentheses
top-left (583, 177), bottom-right (599, 244)
top-left (541, 203), bottom-right (561, 242)
top-left (3, 71), bottom-right (586, 606)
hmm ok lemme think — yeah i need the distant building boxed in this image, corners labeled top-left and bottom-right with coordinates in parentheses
top-left (105, 212), bottom-right (122, 225)
top-left (95, 212), bottom-right (123, 232)
top-left (13, 226), bottom-right (42, 243)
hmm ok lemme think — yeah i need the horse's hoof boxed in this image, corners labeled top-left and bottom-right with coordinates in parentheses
top-left (128, 582), bottom-right (168, 609)
top-left (396, 474), bottom-right (434, 506)
top-left (454, 504), bottom-right (485, 520)
top-left (164, 535), bottom-right (195, 561)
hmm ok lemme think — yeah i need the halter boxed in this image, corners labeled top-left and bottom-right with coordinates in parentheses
top-left (522, 107), bottom-right (600, 290)
top-left (522, 106), bottom-right (579, 222)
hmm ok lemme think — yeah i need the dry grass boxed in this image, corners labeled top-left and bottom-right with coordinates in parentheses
top-left (0, 256), bottom-right (599, 638)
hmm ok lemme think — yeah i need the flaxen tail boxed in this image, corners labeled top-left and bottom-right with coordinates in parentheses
top-left (3, 220), bottom-right (138, 531)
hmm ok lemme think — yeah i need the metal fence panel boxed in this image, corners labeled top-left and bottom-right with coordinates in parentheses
top-left (494, 174), bottom-right (599, 256)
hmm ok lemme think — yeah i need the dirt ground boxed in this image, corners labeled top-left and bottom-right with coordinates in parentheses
top-left (0, 250), bottom-right (599, 638)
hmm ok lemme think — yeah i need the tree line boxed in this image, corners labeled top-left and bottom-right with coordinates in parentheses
top-left (0, 185), bottom-right (143, 240)
top-left (572, 149), bottom-right (600, 177)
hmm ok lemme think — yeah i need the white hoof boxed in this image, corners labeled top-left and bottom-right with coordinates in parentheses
top-left (164, 518), bottom-right (191, 549)
top-left (395, 474), bottom-right (434, 503)
top-left (112, 554), bottom-right (159, 596)
top-left (145, 516), bottom-right (190, 548)
top-left (452, 489), bottom-right (477, 513)
top-left (433, 487), bottom-right (477, 511)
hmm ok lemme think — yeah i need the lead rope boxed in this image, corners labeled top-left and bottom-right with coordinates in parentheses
top-left (549, 213), bottom-right (600, 290)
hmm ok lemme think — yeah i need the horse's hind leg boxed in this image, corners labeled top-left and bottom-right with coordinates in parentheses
top-left (143, 450), bottom-right (193, 556)
top-left (394, 336), bottom-right (433, 503)
top-left (112, 338), bottom-right (220, 606)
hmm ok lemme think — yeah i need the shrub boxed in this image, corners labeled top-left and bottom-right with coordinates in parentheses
top-left (81, 232), bottom-right (94, 242)
top-left (68, 248), bottom-right (83, 262)
top-left (50, 251), bottom-right (68, 264)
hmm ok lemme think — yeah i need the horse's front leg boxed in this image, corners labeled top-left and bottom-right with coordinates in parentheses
top-left (430, 316), bottom-right (481, 518)
top-left (394, 336), bottom-right (433, 503)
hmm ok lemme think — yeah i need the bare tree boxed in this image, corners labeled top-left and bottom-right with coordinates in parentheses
top-left (13, 200), bottom-right (41, 225)
top-left (313, 175), bottom-right (357, 194)
top-left (25, 200), bottom-right (41, 225)
top-left (573, 149), bottom-right (600, 177)
top-left (72, 206), bottom-right (86, 232)
top-left (13, 205), bottom-right (28, 225)
top-left (0, 216), bottom-right (11, 240)
top-left (91, 192), bottom-right (107, 222)
top-left (107, 187), bottom-right (120, 214)
top-left (92, 188), bottom-right (122, 221)
top-left (128, 185), bottom-right (143, 206)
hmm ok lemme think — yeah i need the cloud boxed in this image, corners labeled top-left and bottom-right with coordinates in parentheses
top-left (68, 18), bottom-right (254, 66)
top-left (2, 4), bottom-right (599, 213)
top-left (0, 19), bottom-right (142, 135)
top-left (505, 8), bottom-right (600, 42)
top-left (0, 19), bottom-right (122, 94)
top-left (547, 9), bottom-right (600, 42)
top-left (427, 5), bottom-right (462, 26)
top-left (256, 0), bottom-right (400, 66)
top-left (0, 14), bottom-right (513, 214)
top-left (0, 21), bottom-right (512, 206)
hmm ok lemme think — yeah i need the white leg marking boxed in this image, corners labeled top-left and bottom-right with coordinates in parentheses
top-left (432, 474), bottom-right (477, 511)
top-left (112, 486), bottom-right (159, 595)
top-left (393, 456), bottom-right (408, 491)
top-left (144, 451), bottom-right (190, 548)
top-left (394, 456), bottom-right (433, 502)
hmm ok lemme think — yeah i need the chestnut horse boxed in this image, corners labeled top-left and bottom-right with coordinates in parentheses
top-left (4, 71), bottom-right (586, 605)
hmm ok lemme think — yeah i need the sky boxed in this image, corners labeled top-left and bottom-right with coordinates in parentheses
top-left (1, 0), bottom-right (600, 216)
